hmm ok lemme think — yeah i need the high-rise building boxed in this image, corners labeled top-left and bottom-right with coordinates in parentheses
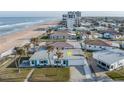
top-left (62, 11), bottom-right (81, 30)
top-left (62, 14), bottom-right (67, 26)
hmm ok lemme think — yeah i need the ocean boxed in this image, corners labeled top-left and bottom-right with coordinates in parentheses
top-left (0, 17), bottom-right (53, 36)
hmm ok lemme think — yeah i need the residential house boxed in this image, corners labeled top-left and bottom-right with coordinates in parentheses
top-left (46, 42), bottom-right (74, 49)
top-left (81, 39), bottom-right (113, 51)
top-left (93, 49), bottom-right (124, 71)
top-left (20, 49), bottom-right (84, 67)
top-left (49, 31), bottom-right (76, 40)
top-left (101, 30), bottom-right (124, 39)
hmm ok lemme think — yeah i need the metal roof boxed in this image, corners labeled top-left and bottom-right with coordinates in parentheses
top-left (93, 49), bottom-right (124, 65)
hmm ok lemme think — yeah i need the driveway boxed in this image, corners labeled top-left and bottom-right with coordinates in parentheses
top-left (68, 59), bottom-right (84, 66)
top-left (87, 58), bottom-right (113, 82)
top-left (83, 59), bottom-right (95, 81)
top-left (69, 66), bottom-right (86, 82)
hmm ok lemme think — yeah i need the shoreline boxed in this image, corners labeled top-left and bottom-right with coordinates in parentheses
top-left (0, 20), bottom-right (60, 54)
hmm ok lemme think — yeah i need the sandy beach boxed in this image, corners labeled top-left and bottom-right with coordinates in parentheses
top-left (0, 21), bottom-right (59, 53)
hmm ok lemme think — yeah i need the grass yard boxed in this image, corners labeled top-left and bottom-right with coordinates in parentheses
top-left (29, 68), bottom-right (70, 82)
top-left (0, 56), bottom-right (11, 66)
top-left (106, 68), bottom-right (124, 81)
top-left (0, 68), bottom-right (31, 82)
top-left (84, 51), bottom-right (93, 59)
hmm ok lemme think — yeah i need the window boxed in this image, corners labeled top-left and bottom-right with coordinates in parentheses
top-left (55, 60), bottom-right (61, 64)
top-left (32, 60), bottom-right (35, 64)
top-left (63, 60), bottom-right (68, 64)
top-left (44, 60), bottom-right (48, 64)
top-left (101, 62), bottom-right (106, 66)
top-left (40, 61), bottom-right (44, 64)
top-left (98, 61), bottom-right (101, 64)
top-left (106, 65), bottom-right (110, 69)
top-left (110, 65), bottom-right (114, 69)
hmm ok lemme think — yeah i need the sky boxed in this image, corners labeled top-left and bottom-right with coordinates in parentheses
top-left (0, 11), bottom-right (124, 17)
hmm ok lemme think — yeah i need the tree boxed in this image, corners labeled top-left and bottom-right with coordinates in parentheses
top-left (13, 47), bottom-right (19, 70)
top-left (30, 37), bottom-right (39, 52)
top-left (14, 47), bottom-right (25, 73)
top-left (56, 49), bottom-right (63, 67)
top-left (75, 31), bottom-right (81, 41)
top-left (108, 24), bottom-right (112, 28)
top-left (46, 46), bottom-right (54, 66)
top-left (119, 23), bottom-right (124, 32)
top-left (23, 43), bottom-right (30, 57)
top-left (46, 28), bottom-right (52, 37)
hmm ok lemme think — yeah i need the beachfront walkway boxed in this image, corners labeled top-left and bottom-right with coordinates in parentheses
top-left (24, 68), bottom-right (35, 82)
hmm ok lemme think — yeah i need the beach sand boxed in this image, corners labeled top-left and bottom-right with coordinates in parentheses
top-left (0, 21), bottom-right (59, 53)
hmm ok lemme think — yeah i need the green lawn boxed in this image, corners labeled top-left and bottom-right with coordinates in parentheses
top-left (106, 68), bottom-right (124, 81)
top-left (29, 68), bottom-right (70, 82)
top-left (0, 57), bottom-right (11, 66)
top-left (0, 68), bottom-right (31, 82)
top-left (84, 51), bottom-right (93, 59)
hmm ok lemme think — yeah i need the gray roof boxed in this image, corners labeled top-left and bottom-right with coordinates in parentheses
top-left (46, 42), bottom-right (74, 49)
top-left (84, 39), bottom-right (111, 47)
top-left (29, 49), bottom-right (84, 61)
top-left (29, 50), bottom-right (48, 60)
top-left (93, 49), bottom-right (124, 65)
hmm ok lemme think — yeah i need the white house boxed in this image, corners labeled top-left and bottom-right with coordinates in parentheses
top-left (20, 49), bottom-right (84, 67)
top-left (94, 26), bottom-right (108, 31)
top-left (93, 49), bottom-right (124, 71)
top-left (101, 30), bottom-right (124, 39)
top-left (81, 39), bottom-right (113, 51)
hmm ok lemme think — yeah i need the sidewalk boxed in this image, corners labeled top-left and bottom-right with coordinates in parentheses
top-left (24, 68), bottom-right (34, 82)
top-left (83, 59), bottom-right (94, 80)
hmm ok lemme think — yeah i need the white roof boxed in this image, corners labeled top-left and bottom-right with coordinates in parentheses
top-left (76, 27), bottom-right (89, 31)
top-left (93, 49), bottom-right (124, 65)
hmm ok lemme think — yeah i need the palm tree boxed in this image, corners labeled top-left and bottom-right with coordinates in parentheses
top-left (23, 43), bottom-right (30, 57)
top-left (46, 46), bottom-right (54, 66)
top-left (56, 49), bottom-right (63, 67)
top-left (75, 31), bottom-right (81, 41)
top-left (46, 28), bottom-right (52, 37)
top-left (13, 47), bottom-right (19, 69)
top-left (30, 37), bottom-right (39, 52)
top-left (119, 23), bottom-right (124, 32)
top-left (14, 47), bottom-right (25, 73)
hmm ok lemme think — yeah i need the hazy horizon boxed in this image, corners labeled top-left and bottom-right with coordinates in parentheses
top-left (0, 11), bottom-right (124, 17)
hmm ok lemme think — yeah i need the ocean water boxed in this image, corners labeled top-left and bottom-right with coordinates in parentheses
top-left (0, 17), bottom-right (52, 36)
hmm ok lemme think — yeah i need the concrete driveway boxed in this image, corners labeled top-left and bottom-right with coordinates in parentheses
top-left (69, 66), bottom-right (86, 82)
